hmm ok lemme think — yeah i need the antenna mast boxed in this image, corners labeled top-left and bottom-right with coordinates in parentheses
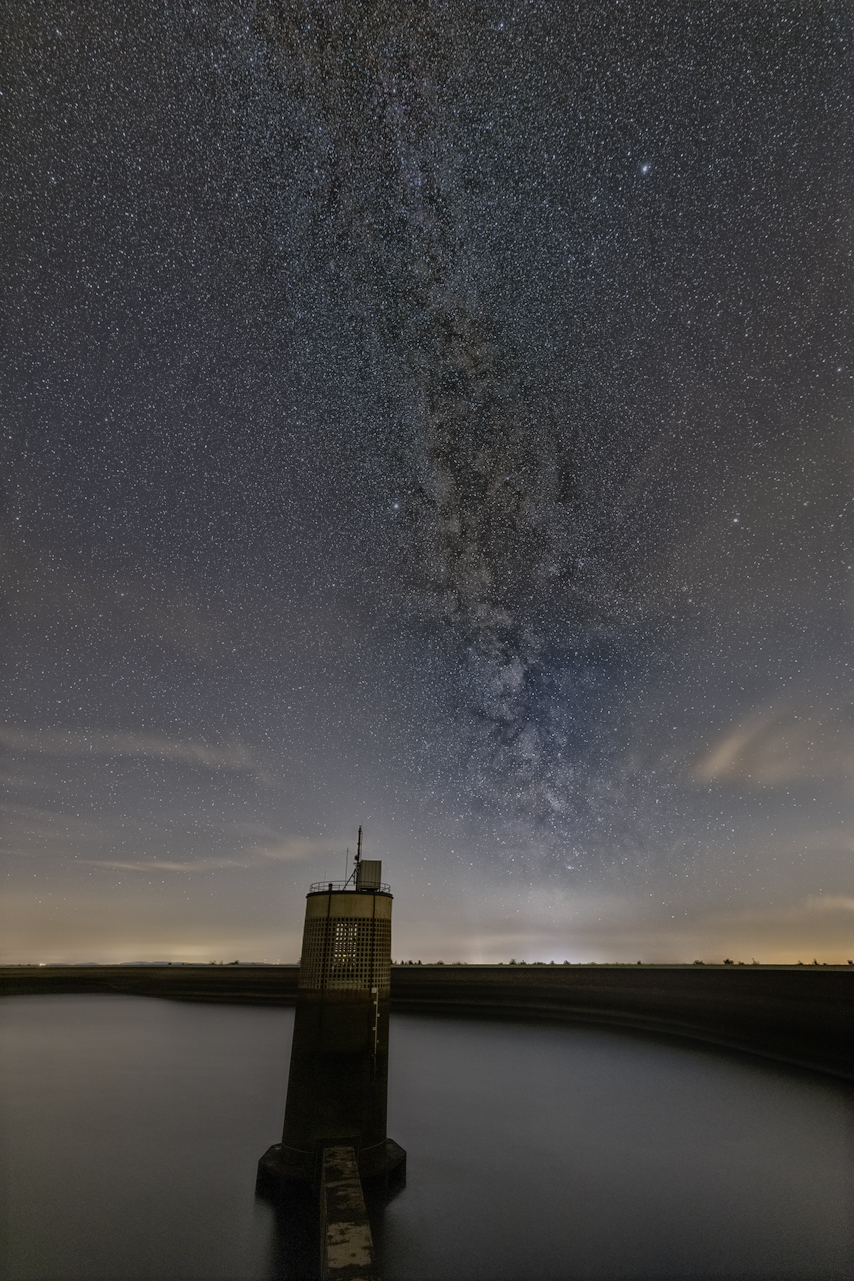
top-left (342, 826), bottom-right (363, 888)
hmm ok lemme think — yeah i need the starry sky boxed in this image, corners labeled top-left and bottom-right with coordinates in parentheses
top-left (3, 0), bottom-right (853, 964)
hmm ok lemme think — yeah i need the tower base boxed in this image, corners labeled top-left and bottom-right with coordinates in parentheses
top-left (257, 1137), bottom-right (406, 1188)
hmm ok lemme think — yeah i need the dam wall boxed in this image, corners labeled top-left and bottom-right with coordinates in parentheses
top-left (2, 964), bottom-right (850, 1080)
top-left (390, 964), bottom-right (853, 1081)
top-left (0, 963), bottom-right (298, 1004)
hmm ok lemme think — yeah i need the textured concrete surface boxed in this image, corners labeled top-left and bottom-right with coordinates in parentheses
top-left (319, 1145), bottom-right (376, 1281)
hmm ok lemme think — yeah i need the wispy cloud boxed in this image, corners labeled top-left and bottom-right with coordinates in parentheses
top-left (1, 803), bottom-right (108, 858)
top-left (245, 829), bottom-right (342, 864)
top-left (84, 857), bottom-right (246, 873)
top-left (691, 703), bottom-right (854, 787)
top-left (804, 894), bottom-right (854, 914)
top-left (81, 830), bottom-right (342, 874)
top-left (0, 726), bottom-right (259, 772)
top-left (2, 798), bottom-right (342, 874)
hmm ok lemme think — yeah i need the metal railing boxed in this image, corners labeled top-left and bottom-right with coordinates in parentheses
top-left (308, 880), bottom-right (391, 895)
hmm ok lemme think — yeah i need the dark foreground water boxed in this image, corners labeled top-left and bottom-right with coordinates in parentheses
top-left (0, 995), bottom-right (851, 1280)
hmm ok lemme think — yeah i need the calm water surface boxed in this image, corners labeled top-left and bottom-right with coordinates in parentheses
top-left (0, 994), bottom-right (851, 1280)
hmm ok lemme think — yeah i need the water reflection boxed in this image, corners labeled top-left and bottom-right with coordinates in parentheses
top-left (0, 995), bottom-right (285, 1279)
top-left (1, 995), bottom-right (851, 1280)
top-left (381, 1013), bottom-right (853, 1280)
top-left (260, 1180), bottom-right (318, 1280)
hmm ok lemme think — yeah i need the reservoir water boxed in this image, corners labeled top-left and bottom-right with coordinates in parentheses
top-left (1, 994), bottom-right (850, 1280)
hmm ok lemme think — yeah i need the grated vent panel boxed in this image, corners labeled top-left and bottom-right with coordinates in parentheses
top-left (299, 916), bottom-right (391, 991)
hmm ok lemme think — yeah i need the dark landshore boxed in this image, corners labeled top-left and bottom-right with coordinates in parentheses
top-left (2, 964), bottom-right (851, 1081)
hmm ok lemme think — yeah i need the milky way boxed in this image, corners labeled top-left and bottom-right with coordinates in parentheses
top-left (252, 0), bottom-right (852, 853)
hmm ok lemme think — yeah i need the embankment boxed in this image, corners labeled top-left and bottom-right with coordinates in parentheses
top-left (2, 964), bottom-right (850, 1080)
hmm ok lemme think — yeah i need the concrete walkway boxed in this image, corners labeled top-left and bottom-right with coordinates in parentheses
top-left (320, 1146), bottom-right (377, 1281)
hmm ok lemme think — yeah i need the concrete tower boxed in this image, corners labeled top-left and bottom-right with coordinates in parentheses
top-left (258, 834), bottom-right (406, 1185)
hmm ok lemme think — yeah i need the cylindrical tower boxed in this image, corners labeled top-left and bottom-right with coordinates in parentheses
top-left (258, 853), bottom-right (405, 1185)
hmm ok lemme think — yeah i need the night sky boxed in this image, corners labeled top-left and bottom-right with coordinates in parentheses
top-left (3, 1), bottom-right (853, 964)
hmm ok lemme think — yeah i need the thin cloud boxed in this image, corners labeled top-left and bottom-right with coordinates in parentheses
top-left (805, 894), bottom-right (854, 914)
top-left (0, 726), bottom-right (259, 772)
top-left (1, 803), bottom-right (108, 858)
top-left (689, 894), bottom-right (854, 931)
top-left (3, 800), bottom-right (338, 874)
top-left (691, 704), bottom-right (854, 787)
top-left (83, 832), bottom-right (343, 874)
top-left (251, 834), bottom-right (343, 863)
top-left (84, 857), bottom-right (245, 873)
